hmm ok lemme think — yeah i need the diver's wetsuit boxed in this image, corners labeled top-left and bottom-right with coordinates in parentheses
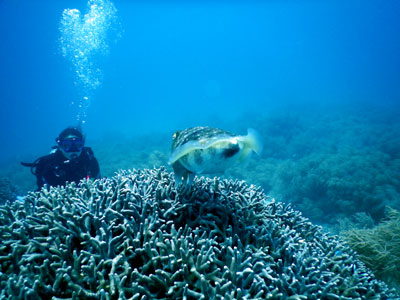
top-left (33, 147), bottom-right (101, 190)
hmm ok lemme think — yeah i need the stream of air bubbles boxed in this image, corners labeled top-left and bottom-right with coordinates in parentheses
top-left (59, 0), bottom-right (119, 125)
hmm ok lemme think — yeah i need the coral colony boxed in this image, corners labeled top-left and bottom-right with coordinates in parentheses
top-left (0, 168), bottom-right (398, 299)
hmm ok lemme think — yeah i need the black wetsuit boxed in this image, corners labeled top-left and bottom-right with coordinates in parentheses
top-left (34, 147), bottom-right (101, 190)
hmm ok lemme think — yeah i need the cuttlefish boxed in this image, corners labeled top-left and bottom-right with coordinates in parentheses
top-left (168, 126), bottom-right (263, 185)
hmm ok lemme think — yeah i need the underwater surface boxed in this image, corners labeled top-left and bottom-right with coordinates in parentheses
top-left (1, 0), bottom-right (400, 296)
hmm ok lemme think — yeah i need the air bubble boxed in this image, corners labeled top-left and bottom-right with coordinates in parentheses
top-left (59, 0), bottom-right (120, 124)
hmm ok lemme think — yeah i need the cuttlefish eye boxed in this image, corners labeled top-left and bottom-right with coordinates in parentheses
top-left (222, 142), bottom-right (240, 158)
top-left (172, 131), bottom-right (181, 140)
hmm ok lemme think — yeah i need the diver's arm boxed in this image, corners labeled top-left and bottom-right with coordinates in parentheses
top-left (86, 148), bottom-right (101, 179)
top-left (34, 161), bottom-right (46, 190)
top-left (92, 157), bottom-right (101, 179)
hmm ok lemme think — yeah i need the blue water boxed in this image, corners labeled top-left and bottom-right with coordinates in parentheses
top-left (0, 0), bottom-right (399, 163)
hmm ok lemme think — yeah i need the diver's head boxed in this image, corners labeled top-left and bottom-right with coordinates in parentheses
top-left (56, 127), bottom-right (85, 160)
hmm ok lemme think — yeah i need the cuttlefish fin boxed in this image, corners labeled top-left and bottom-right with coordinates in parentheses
top-left (237, 128), bottom-right (264, 162)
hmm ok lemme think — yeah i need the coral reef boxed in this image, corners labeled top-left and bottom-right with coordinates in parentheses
top-left (341, 207), bottom-right (400, 293)
top-left (0, 168), bottom-right (397, 299)
top-left (3, 106), bottom-right (400, 226)
top-left (0, 162), bottom-right (37, 195)
top-left (227, 107), bottom-right (400, 224)
top-left (267, 149), bottom-right (400, 222)
top-left (0, 176), bottom-right (17, 205)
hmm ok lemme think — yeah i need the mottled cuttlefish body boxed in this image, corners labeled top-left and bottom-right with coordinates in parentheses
top-left (168, 126), bottom-right (263, 185)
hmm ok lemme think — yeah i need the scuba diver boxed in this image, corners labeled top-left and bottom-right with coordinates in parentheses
top-left (22, 127), bottom-right (101, 190)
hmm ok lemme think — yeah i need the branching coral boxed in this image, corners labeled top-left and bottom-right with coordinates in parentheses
top-left (0, 167), bottom-right (397, 299)
top-left (342, 207), bottom-right (400, 292)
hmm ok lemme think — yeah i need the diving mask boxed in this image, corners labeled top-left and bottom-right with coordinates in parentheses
top-left (58, 138), bottom-right (84, 153)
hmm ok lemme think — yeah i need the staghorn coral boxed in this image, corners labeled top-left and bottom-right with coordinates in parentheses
top-left (0, 167), bottom-right (398, 299)
top-left (341, 207), bottom-right (400, 293)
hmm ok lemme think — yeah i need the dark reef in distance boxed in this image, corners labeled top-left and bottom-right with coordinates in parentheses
top-left (0, 168), bottom-right (398, 299)
top-left (0, 177), bottom-right (17, 206)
